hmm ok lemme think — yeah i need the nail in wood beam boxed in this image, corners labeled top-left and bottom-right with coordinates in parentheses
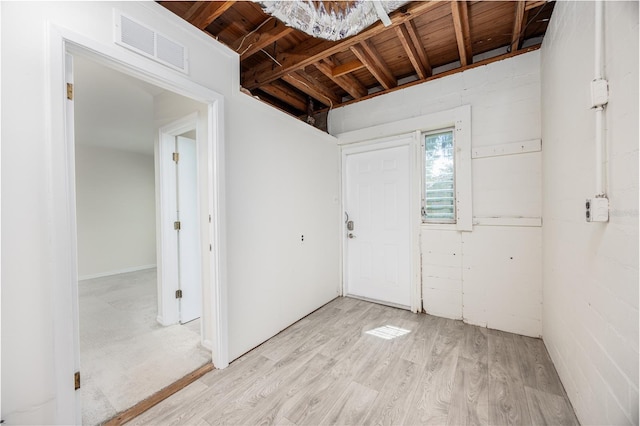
top-left (190, 1), bottom-right (235, 30)
top-left (315, 58), bottom-right (368, 99)
top-left (232, 19), bottom-right (295, 60)
top-left (350, 41), bottom-right (396, 90)
top-left (281, 71), bottom-right (341, 106)
top-left (511, 1), bottom-right (526, 52)
top-left (451, 0), bottom-right (472, 67)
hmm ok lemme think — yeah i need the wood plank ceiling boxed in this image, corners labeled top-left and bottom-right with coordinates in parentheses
top-left (159, 1), bottom-right (555, 130)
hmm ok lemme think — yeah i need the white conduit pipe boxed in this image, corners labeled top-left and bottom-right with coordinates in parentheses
top-left (594, 0), bottom-right (606, 196)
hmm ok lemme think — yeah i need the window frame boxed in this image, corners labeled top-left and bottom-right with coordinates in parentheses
top-left (421, 128), bottom-right (457, 224)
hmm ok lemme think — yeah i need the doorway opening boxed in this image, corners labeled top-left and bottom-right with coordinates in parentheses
top-left (72, 53), bottom-right (210, 425)
top-left (47, 24), bottom-right (228, 422)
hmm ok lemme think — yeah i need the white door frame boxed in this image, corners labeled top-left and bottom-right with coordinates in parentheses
top-left (157, 113), bottom-right (202, 328)
top-left (340, 134), bottom-right (422, 313)
top-left (46, 23), bottom-right (229, 424)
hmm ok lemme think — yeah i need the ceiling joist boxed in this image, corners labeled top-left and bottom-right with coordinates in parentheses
top-left (351, 41), bottom-right (396, 90)
top-left (190, 1), bottom-right (235, 30)
top-left (395, 22), bottom-right (431, 80)
top-left (405, 21), bottom-right (432, 77)
top-left (259, 81), bottom-right (308, 112)
top-left (182, 2), bottom-right (205, 22)
top-left (511, 1), bottom-right (527, 52)
top-left (525, 0), bottom-right (548, 11)
top-left (315, 58), bottom-right (368, 99)
top-left (451, 0), bottom-right (472, 66)
top-left (281, 71), bottom-right (341, 106)
top-left (331, 60), bottom-right (365, 77)
top-left (232, 18), bottom-right (295, 60)
top-left (241, 1), bottom-right (440, 90)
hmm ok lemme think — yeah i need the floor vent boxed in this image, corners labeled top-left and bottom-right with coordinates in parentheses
top-left (115, 11), bottom-right (188, 74)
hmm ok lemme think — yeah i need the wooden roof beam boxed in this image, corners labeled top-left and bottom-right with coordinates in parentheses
top-left (281, 71), bottom-right (341, 107)
top-left (232, 18), bottom-right (295, 60)
top-left (405, 20), bottom-right (432, 77)
top-left (451, 1), bottom-right (472, 67)
top-left (331, 60), bottom-right (365, 77)
top-left (511, 1), bottom-right (526, 52)
top-left (315, 58), bottom-right (368, 99)
top-left (525, 0), bottom-right (547, 11)
top-left (183, 2), bottom-right (205, 22)
top-left (395, 21), bottom-right (432, 80)
top-left (259, 81), bottom-right (308, 112)
top-left (190, 1), bottom-right (235, 30)
top-left (350, 41), bottom-right (396, 90)
top-left (242, 1), bottom-right (440, 90)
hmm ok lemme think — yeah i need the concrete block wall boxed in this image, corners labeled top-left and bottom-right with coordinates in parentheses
top-left (541, 1), bottom-right (639, 424)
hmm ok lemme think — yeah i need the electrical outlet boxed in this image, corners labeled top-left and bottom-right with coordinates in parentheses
top-left (586, 197), bottom-right (609, 222)
top-left (590, 78), bottom-right (609, 108)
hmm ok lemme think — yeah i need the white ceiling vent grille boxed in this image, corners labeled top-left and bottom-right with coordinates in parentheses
top-left (115, 11), bottom-right (188, 74)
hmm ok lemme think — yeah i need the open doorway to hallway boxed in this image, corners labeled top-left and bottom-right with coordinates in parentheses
top-left (73, 54), bottom-right (211, 425)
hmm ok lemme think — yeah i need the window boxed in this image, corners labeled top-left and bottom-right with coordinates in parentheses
top-left (423, 129), bottom-right (455, 223)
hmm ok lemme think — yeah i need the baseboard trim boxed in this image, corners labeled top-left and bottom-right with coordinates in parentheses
top-left (79, 264), bottom-right (157, 281)
top-left (103, 362), bottom-right (215, 426)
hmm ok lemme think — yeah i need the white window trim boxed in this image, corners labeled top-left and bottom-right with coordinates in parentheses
top-left (336, 104), bottom-right (472, 232)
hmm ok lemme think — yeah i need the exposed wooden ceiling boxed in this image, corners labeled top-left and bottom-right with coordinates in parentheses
top-left (159, 1), bottom-right (555, 128)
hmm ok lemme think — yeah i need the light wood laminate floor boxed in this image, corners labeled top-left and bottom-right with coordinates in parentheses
top-left (129, 297), bottom-right (579, 425)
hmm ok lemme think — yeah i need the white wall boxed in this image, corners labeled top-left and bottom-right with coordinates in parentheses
top-left (75, 145), bottom-right (156, 278)
top-left (225, 96), bottom-right (340, 360)
top-left (0, 2), bottom-right (340, 423)
top-left (331, 51), bottom-right (543, 337)
top-left (541, 2), bottom-right (639, 424)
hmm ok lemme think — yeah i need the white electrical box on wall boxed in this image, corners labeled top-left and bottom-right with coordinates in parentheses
top-left (586, 197), bottom-right (609, 222)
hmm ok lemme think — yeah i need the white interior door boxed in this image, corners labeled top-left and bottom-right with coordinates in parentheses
top-left (345, 143), bottom-right (412, 307)
top-left (176, 136), bottom-right (202, 323)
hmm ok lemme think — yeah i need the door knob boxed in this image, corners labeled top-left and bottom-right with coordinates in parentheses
top-left (348, 233), bottom-right (356, 239)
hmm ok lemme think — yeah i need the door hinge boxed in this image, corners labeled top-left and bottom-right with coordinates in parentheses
top-left (174, 221), bottom-right (181, 230)
top-left (172, 152), bottom-right (179, 162)
top-left (175, 289), bottom-right (183, 299)
top-left (74, 371), bottom-right (81, 390)
top-left (66, 83), bottom-right (74, 100)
